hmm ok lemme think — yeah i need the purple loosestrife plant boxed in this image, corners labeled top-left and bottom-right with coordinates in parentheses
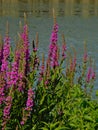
top-left (1, 36), bottom-right (10, 72)
top-left (21, 24), bottom-right (30, 75)
top-left (0, 34), bottom-right (11, 105)
top-left (86, 67), bottom-right (92, 83)
top-left (25, 88), bottom-right (34, 110)
top-left (0, 87), bottom-right (5, 105)
top-left (7, 61), bottom-right (19, 87)
top-left (0, 35), bottom-right (3, 71)
top-left (2, 95), bottom-right (12, 130)
top-left (48, 23), bottom-right (59, 68)
top-left (17, 35), bottom-right (27, 92)
top-left (86, 66), bottom-right (96, 83)
top-left (0, 73), bottom-right (6, 105)
top-left (20, 88), bottom-right (34, 126)
top-left (7, 50), bottom-right (20, 88)
top-left (85, 64), bottom-right (96, 94)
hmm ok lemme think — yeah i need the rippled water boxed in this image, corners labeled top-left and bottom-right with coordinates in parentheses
top-left (0, 0), bottom-right (98, 91)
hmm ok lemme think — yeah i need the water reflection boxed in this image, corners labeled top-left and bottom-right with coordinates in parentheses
top-left (0, 0), bottom-right (98, 17)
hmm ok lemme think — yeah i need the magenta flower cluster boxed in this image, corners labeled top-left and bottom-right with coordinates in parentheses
top-left (7, 61), bottom-right (18, 87)
top-left (1, 36), bottom-right (10, 72)
top-left (86, 67), bottom-right (96, 83)
top-left (0, 87), bottom-right (5, 105)
top-left (25, 88), bottom-right (34, 110)
top-left (48, 23), bottom-right (59, 68)
top-left (0, 36), bottom-right (11, 106)
top-left (0, 46), bottom-right (3, 71)
top-left (21, 24), bottom-right (30, 74)
top-left (2, 96), bottom-right (12, 130)
top-left (20, 88), bottom-right (34, 125)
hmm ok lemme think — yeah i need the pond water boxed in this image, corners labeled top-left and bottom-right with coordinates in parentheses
top-left (0, 0), bottom-right (98, 92)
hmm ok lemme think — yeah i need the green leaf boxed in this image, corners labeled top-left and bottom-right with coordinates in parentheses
top-left (40, 127), bottom-right (48, 130)
top-left (50, 122), bottom-right (59, 129)
top-left (39, 107), bottom-right (47, 114)
top-left (40, 94), bottom-right (46, 105)
top-left (41, 121), bottom-right (49, 127)
top-left (84, 115), bottom-right (93, 122)
top-left (55, 126), bottom-right (69, 130)
top-left (96, 90), bottom-right (98, 97)
top-left (70, 123), bottom-right (77, 128)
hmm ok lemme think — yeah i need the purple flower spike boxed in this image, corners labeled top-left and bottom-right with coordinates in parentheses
top-left (2, 96), bottom-right (12, 129)
top-left (26, 88), bottom-right (34, 109)
top-left (50, 23), bottom-right (59, 44)
top-left (20, 121), bottom-right (25, 125)
top-left (7, 62), bottom-right (18, 87)
top-left (20, 88), bottom-right (34, 125)
top-left (48, 23), bottom-right (59, 68)
top-left (21, 24), bottom-right (30, 75)
top-left (0, 87), bottom-right (5, 105)
top-left (86, 67), bottom-right (92, 83)
top-left (1, 36), bottom-right (10, 72)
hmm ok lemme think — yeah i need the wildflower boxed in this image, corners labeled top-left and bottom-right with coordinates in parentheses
top-left (21, 24), bottom-right (30, 75)
top-left (1, 36), bottom-right (10, 72)
top-left (86, 67), bottom-right (92, 83)
top-left (0, 34), bottom-right (11, 105)
top-left (2, 95), bottom-right (12, 130)
top-left (18, 72), bottom-right (24, 92)
top-left (48, 11), bottom-right (59, 69)
top-left (20, 88), bottom-right (34, 125)
top-left (0, 35), bottom-right (3, 71)
top-left (48, 23), bottom-right (59, 68)
top-left (7, 49), bottom-right (20, 88)
top-left (7, 61), bottom-right (18, 87)
top-left (20, 121), bottom-right (25, 125)
top-left (44, 80), bottom-right (49, 85)
top-left (0, 87), bottom-right (5, 105)
top-left (25, 88), bottom-right (34, 110)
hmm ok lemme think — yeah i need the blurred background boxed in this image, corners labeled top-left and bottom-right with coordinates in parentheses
top-left (0, 0), bottom-right (98, 17)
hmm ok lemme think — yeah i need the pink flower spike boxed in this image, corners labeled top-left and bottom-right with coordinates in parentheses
top-left (86, 67), bottom-right (92, 83)
top-left (20, 121), bottom-right (25, 125)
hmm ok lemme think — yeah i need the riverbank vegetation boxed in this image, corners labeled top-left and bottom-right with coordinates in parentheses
top-left (0, 13), bottom-right (98, 130)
